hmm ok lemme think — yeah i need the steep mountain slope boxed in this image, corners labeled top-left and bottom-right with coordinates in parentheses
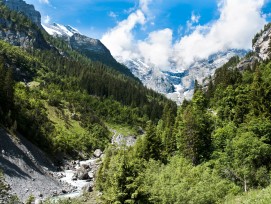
top-left (0, 129), bottom-right (69, 202)
top-left (43, 23), bottom-right (136, 78)
top-left (253, 23), bottom-right (271, 60)
top-left (0, 2), bottom-right (51, 50)
top-left (1, 0), bottom-right (41, 27)
top-left (0, 0), bottom-right (174, 156)
top-left (43, 23), bottom-right (79, 37)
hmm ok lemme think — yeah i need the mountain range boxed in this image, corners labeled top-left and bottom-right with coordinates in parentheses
top-left (0, 0), bottom-right (267, 104)
top-left (44, 21), bottom-right (251, 103)
top-left (39, 11), bottom-right (249, 103)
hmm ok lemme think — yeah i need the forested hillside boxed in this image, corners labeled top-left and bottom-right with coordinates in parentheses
top-left (96, 27), bottom-right (271, 203)
top-left (2, 0), bottom-right (271, 203)
top-left (0, 3), bottom-right (175, 159)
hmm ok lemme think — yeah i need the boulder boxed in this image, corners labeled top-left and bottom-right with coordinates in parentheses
top-left (77, 167), bottom-right (90, 180)
top-left (35, 198), bottom-right (43, 204)
top-left (93, 149), bottom-right (102, 158)
top-left (88, 172), bottom-right (94, 179)
top-left (81, 163), bottom-right (89, 169)
top-left (82, 182), bottom-right (94, 192)
top-left (72, 174), bottom-right (77, 181)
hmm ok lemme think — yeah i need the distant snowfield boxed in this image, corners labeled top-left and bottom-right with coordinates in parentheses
top-left (123, 49), bottom-right (247, 104)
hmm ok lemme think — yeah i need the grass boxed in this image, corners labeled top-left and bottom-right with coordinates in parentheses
top-left (46, 103), bottom-right (88, 137)
top-left (224, 186), bottom-right (271, 204)
top-left (106, 122), bottom-right (138, 137)
top-left (45, 192), bottom-right (100, 204)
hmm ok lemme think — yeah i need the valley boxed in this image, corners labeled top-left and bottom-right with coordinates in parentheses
top-left (1, 0), bottom-right (271, 203)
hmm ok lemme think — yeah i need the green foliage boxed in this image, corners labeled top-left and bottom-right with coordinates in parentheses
top-left (0, 13), bottom-right (175, 157)
top-left (174, 90), bottom-right (212, 165)
top-left (142, 157), bottom-right (240, 204)
top-left (225, 184), bottom-right (271, 204)
top-left (0, 60), bottom-right (15, 127)
top-left (97, 147), bottom-right (148, 204)
top-left (97, 44), bottom-right (271, 203)
top-left (26, 195), bottom-right (35, 204)
top-left (97, 153), bottom-right (240, 204)
top-left (3, 4), bottom-right (271, 203)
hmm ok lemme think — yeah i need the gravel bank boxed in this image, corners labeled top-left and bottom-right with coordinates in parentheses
top-left (0, 129), bottom-right (72, 202)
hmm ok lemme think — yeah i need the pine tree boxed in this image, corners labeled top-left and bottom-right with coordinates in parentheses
top-left (3, 67), bottom-right (14, 112)
top-left (142, 121), bottom-right (162, 161)
top-left (175, 91), bottom-right (212, 165)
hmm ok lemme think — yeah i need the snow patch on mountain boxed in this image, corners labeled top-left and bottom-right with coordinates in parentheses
top-left (42, 23), bottom-right (80, 37)
top-left (42, 22), bottom-right (248, 104)
top-left (123, 49), bottom-right (247, 104)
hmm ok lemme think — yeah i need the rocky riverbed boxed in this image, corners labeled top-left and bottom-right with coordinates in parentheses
top-left (0, 129), bottom-right (103, 203)
top-left (53, 151), bottom-right (103, 200)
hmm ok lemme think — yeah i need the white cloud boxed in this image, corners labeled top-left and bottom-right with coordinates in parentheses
top-left (139, 0), bottom-right (152, 14)
top-left (102, 0), bottom-right (267, 71)
top-left (101, 10), bottom-right (145, 60)
top-left (174, 0), bottom-right (266, 67)
top-left (39, 0), bottom-right (49, 4)
top-left (138, 29), bottom-right (173, 69)
top-left (191, 12), bottom-right (200, 23)
top-left (109, 11), bottom-right (117, 19)
top-left (186, 12), bottom-right (201, 33)
top-left (44, 15), bottom-right (51, 24)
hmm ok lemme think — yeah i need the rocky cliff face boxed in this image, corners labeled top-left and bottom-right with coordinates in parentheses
top-left (0, 25), bottom-right (50, 49)
top-left (253, 23), bottom-right (271, 60)
top-left (70, 33), bottom-right (109, 55)
top-left (2, 0), bottom-right (41, 27)
top-left (0, 0), bottom-right (51, 50)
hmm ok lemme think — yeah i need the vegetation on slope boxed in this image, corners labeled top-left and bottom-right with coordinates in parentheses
top-left (96, 52), bottom-right (271, 203)
top-left (3, 2), bottom-right (271, 203)
top-left (0, 3), bottom-right (175, 159)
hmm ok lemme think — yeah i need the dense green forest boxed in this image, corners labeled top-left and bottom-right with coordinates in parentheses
top-left (96, 52), bottom-right (271, 203)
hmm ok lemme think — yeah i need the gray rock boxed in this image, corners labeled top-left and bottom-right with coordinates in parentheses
top-left (82, 182), bottom-right (94, 192)
top-left (72, 174), bottom-right (77, 181)
top-left (253, 25), bottom-right (271, 60)
top-left (35, 198), bottom-right (42, 204)
top-left (88, 172), bottom-right (94, 179)
top-left (81, 163), bottom-right (89, 169)
top-left (2, 0), bottom-right (41, 27)
top-left (76, 167), bottom-right (90, 180)
top-left (93, 149), bottom-right (103, 158)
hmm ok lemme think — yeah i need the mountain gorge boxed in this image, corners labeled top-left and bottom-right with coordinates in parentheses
top-left (1, 0), bottom-right (271, 203)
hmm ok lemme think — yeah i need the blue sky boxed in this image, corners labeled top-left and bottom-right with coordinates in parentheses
top-left (25, 0), bottom-right (223, 39)
top-left (25, 0), bottom-right (271, 70)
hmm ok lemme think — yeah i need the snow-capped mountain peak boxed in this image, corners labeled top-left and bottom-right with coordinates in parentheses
top-left (123, 49), bottom-right (247, 104)
top-left (42, 23), bottom-right (80, 37)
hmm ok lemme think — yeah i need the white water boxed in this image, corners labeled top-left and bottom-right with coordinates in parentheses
top-left (53, 158), bottom-right (99, 200)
